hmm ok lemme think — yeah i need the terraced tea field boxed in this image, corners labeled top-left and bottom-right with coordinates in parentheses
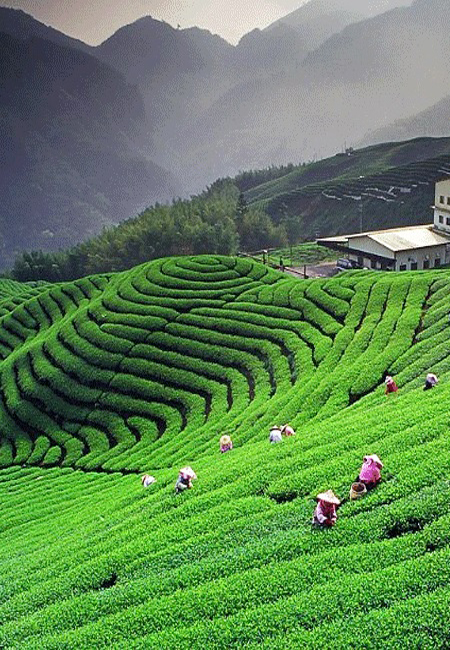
top-left (1, 256), bottom-right (450, 648)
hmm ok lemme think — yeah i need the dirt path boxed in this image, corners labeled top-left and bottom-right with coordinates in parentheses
top-left (286, 262), bottom-right (339, 279)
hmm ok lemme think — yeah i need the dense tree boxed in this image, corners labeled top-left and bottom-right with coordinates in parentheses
top-left (11, 178), bottom-right (291, 281)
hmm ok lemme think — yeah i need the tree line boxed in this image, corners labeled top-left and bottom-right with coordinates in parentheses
top-left (12, 180), bottom-right (292, 282)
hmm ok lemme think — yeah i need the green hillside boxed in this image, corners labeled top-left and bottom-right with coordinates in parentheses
top-left (1, 257), bottom-right (450, 648)
top-left (243, 136), bottom-right (450, 238)
top-left (12, 136), bottom-right (450, 283)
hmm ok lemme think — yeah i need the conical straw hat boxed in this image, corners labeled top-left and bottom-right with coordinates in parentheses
top-left (363, 454), bottom-right (383, 468)
top-left (316, 489), bottom-right (341, 505)
top-left (180, 466), bottom-right (197, 479)
top-left (220, 435), bottom-right (231, 445)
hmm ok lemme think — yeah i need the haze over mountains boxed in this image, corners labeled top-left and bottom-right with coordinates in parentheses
top-left (1, 0), bottom-right (450, 267)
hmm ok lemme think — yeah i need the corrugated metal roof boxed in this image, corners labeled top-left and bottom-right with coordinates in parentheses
top-left (318, 225), bottom-right (450, 254)
top-left (348, 225), bottom-right (450, 252)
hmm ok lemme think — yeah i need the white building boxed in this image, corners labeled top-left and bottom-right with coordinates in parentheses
top-left (317, 178), bottom-right (450, 271)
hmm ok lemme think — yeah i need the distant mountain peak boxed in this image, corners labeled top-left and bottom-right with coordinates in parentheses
top-left (0, 6), bottom-right (92, 53)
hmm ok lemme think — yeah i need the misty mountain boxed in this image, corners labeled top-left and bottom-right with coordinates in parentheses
top-left (360, 95), bottom-right (450, 146)
top-left (171, 0), bottom-right (450, 189)
top-left (0, 32), bottom-right (179, 269)
top-left (4, 0), bottom-right (450, 267)
top-left (0, 7), bottom-right (92, 54)
top-left (266, 0), bottom-right (363, 51)
top-left (94, 14), bottom-right (311, 184)
top-left (96, 17), bottom-right (235, 128)
top-left (234, 23), bottom-right (309, 71)
top-left (96, 16), bottom-right (233, 85)
top-left (266, 0), bottom-right (412, 50)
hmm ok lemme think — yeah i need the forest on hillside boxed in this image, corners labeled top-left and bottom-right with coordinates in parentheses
top-left (11, 181), bottom-right (288, 282)
top-left (11, 136), bottom-right (450, 282)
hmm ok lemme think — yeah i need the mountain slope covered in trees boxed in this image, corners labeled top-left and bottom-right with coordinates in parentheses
top-left (11, 136), bottom-right (450, 282)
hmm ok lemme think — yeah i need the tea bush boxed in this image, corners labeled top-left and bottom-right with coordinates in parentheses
top-left (0, 258), bottom-right (449, 647)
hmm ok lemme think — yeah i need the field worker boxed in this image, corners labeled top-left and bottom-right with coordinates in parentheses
top-left (220, 434), bottom-right (233, 453)
top-left (384, 375), bottom-right (398, 394)
top-left (269, 426), bottom-right (283, 444)
top-left (423, 372), bottom-right (438, 391)
top-left (357, 454), bottom-right (383, 490)
top-left (281, 424), bottom-right (295, 437)
top-left (175, 466), bottom-right (197, 494)
top-left (141, 474), bottom-right (156, 488)
top-left (312, 490), bottom-right (341, 527)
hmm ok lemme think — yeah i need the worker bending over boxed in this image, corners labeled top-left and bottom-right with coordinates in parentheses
top-left (220, 435), bottom-right (233, 453)
top-left (269, 426), bottom-right (283, 443)
top-left (357, 454), bottom-right (383, 490)
top-left (312, 490), bottom-right (341, 527)
top-left (385, 375), bottom-right (398, 394)
top-left (175, 467), bottom-right (197, 494)
top-left (281, 424), bottom-right (295, 437)
top-left (423, 372), bottom-right (438, 391)
top-left (141, 475), bottom-right (156, 488)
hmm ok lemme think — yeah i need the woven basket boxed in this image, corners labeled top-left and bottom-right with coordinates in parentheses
top-left (349, 481), bottom-right (367, 500)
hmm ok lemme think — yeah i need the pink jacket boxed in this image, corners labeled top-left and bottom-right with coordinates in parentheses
top-left (359, 458), bottom-right (381, 484)
top-left (313, 500), bottom-right (337, 526)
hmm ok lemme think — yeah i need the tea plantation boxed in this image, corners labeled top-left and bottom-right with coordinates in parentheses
top-left (1, 256), bottom-right (449, 648)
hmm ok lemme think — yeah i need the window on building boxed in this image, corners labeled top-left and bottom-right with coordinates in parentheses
top-left (410, 261), bottom-right (418, 270)
top-left (440, 195), bottom-right (445, 203)
top-left (439, 215), bottom-right (444, 224)
top-left (399, 264), bottom-right (407, 271)
top-left (357, 256), bottom-right (364, 267)
top-left (423, 260), bottom-right (430, 269)
top-left (446, 217), bottom-right (450, 226)
top-left (370, 259), bottom-right (377, 269)
top-left (447, 197), bottom-right (450, 205)
top-left (434, 258), bottom-right (441, 268)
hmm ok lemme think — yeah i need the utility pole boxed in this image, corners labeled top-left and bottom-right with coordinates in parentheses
top-left (359, 200), bottom-right (363, 233)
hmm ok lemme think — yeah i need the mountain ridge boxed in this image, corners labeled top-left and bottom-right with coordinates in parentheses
top-left (0, 31), bottom-right (180, 269)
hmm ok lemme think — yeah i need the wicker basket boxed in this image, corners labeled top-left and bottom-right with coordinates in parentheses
top-left (349, 481), bottom-right (367, 500)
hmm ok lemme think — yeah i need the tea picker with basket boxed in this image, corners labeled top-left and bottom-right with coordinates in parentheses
top-left (423, 372), bottom-right (438, 391)
top-left (350, 454), bottom-right (383, 499)
top-left (141, 474), bottom-right (156, 488)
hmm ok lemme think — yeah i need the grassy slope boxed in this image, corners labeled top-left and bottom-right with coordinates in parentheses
top-left (243, 136), bottom-right (450, 238)
top-left (1, 259), bottom-right (450, 648)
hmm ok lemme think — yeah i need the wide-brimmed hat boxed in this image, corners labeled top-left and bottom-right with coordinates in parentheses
top-left (363, 454), bottom-right (383, 468)
top-left (141, 474), bottom-right (156, 485)
top-left (270, 425), bottom-right (281, 431)
top-left (180, 466), bottom-right (197, 480)
top-left (220, 435), bottom-right (231, 445)
top-left (316, 489), bottom-right (341, 505)
top-left (384, 375), bottom-right (393, 383)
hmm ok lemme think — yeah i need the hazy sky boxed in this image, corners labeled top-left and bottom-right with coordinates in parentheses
top-left (0, 0), bottom-right (307, 44)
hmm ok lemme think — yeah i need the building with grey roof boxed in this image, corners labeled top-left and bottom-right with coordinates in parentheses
top-left (317, 179), bottom-right (450, 271)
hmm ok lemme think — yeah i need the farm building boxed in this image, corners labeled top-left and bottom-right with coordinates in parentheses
top-left (317, 178), bottom-right (450, 271)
